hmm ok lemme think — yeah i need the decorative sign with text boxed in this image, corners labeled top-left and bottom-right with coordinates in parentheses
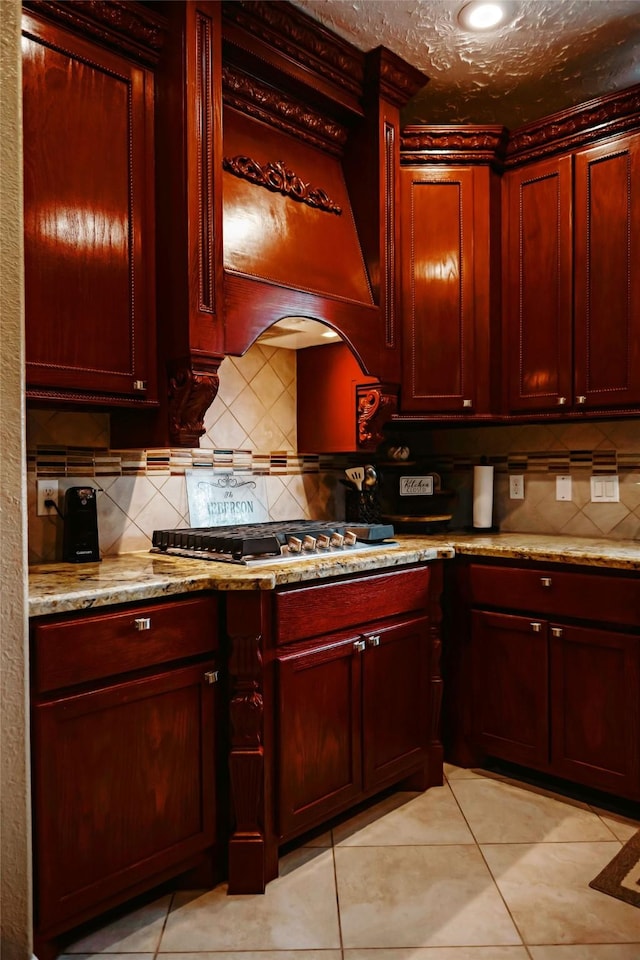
top-left (399, 476), bottom-right (434, 497)
top-left (186, 471), bottom-right (268, 527)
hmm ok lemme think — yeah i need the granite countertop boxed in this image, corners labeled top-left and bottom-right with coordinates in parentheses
top-left (28, 538), bottom-right (454, 618)
top-left (28, 533), bottom-right (640, 619)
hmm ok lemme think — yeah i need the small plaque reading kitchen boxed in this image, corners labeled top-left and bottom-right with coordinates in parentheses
top-left (399, 476), bottom-right (434, 496)
top-left (186, 471), bottom-right (268, 527)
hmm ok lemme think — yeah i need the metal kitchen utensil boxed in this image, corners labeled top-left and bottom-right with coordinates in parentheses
top-left (345, 466), bottom-right (365, 491)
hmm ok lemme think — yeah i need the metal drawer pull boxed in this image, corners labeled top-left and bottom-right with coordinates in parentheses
top-left (367, 635), bottom-right (381, 647)
top-left (540, 577), bottom-right (552, 588)
top-left (204, 670), bottom-right (219, 684)
top-left (551, 627), bottom-right (563, 638)
top-left (134, 617), bottom-right (151, 631)
top-left (531, 622), bottom-right (542, 632)
top-left (354, 639), bottom-right (366, 653)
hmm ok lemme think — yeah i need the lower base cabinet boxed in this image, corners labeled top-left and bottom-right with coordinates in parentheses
top-left (277, 614), bottom-right (429, 839)
top-left (449, 560), bottom-right (640, 801)
top-left (224, 562), bottom-right (445, 893)
top-left (30, 595), bottom-right (221, 960)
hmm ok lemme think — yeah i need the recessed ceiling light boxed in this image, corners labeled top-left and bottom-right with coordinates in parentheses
top-left (458, 1), bottom-right (508, 31)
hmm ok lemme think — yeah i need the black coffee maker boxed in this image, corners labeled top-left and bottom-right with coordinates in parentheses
top-left (62, 486), bottom-right (101, 562)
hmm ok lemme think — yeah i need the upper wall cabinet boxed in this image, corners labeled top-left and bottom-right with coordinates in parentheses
top-left (503, 89), bottom-right (640, 416)
top-left (22, 2), bottom-right (164, 407)
top-left (398, 128), bottom-right (505, 419)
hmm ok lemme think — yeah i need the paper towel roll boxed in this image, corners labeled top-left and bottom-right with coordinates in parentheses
top-left (473, 465), bottom-right (494, 529)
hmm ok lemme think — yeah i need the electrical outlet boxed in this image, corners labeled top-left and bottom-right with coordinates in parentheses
top-left (37, 479), bottom-right (59, 516)
top-left (509, 474), bottom-right (524, 499)
top-left (556, 475), bottom-right (572, 501)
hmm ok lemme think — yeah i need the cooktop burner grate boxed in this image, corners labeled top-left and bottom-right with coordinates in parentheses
top-left (151, 519), bottom-right (395, 564)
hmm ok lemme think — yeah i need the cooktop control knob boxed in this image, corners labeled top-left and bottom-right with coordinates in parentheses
top-left (302, 535), bottom-right (317, 551)
top-left (316, 534), bottom-right (331, 550)
top-left (287, 536), bottom-right (302, 553)
top-left (330, 532), bottom-right (344, 548)
top-left (343, 530), bottom-right (357, 547)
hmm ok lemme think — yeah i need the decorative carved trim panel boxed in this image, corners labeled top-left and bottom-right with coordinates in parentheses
top-left (401, 125), bottom-right (509, 168)
top-left (22, 0), bottom-right (166, 65)
top-left (222, 0), bottom-right (364, 98)
top-left (223, 155), bottom-right (343, 214)
top-left (357, 383), bottom-right (399, 449)
top-left (372, 47), bottom-right (429, 110)
top-left (506, 84), bottom-right (640, 166)
top-left (222, 66), bottom-right (348, 155)
top-left (167, 364), bottom-right (220, 448)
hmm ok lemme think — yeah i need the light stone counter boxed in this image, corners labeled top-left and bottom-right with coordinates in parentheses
top-left (29, 533), bottom-right (640, 619)
top-left (426, 532), bottom-right (640, 571)
top-left (28, 539), bottom-right (455, 618)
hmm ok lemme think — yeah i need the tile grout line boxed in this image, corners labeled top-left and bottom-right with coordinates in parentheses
top-left (445, 769), bottom-right (531, 951)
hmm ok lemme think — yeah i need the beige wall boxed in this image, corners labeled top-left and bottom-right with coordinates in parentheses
top-left (0, 0), bottom-right (32, 958)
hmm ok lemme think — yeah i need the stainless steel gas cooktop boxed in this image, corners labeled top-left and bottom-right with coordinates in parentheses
top-left (151, 520), bottom-right (396, 565)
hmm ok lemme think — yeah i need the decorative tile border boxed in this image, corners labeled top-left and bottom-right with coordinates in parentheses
top-left (29, 445), bottom-right (324, 479)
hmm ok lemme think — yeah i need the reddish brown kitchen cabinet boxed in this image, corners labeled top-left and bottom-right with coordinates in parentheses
top-left (503, 131), bottom-right (640, 414)
top-left (277, 614), bottom-right (429, 840)
top-left (30, 594), bottom-right (221, 960)
top-left (224, 562), bottom-right (444, 894)
top-left (502, 156), bottom-right (573, 412)
top-left (471, 610), bottom-right (549, 769)
top-left (399, 161), bottom-right (500, 417)
top-left (448, 558), bottom-right (640, 801)
top-left (22, 5), bottom-right (159, 406)
top-left (573, 132), bottom-right (640, 409)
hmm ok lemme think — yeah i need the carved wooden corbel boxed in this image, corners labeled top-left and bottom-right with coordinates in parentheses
top-left (167, 363), bottom-right (220, 447)
top-left (356, 382), bottom-right (399, 449)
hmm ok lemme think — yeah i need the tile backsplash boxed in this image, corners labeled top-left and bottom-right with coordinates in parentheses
top-left (384, 418), bottom-right (640, 539)
top-left (27, 337), bottom-right (640, 562)
top-left (27, 344), bottom-right (343, 564)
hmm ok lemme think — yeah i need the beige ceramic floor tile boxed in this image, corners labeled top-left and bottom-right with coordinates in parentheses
top-left (59, 955), bottom-right (155, 960)
top-left (443, 763), bottom-right (490, 780)
top-left (449, 777), bottom-right (616, 843)
top-left (344, 949), bottom-right (530, 959)
top-left (161, 953), bottom-right (341, 960)
top-left (159, 848), bottom-right (340, 952)
top-left (591, 810), bottom-right (640, 843)
top-left (482, 841), bottom-right (640, 944)
top-left (63, 896), bottom-right (171, 953)
top-left (333, 785), bottom-right (475, 846)
top-left (334, 843), bottom-right (522, 948)
top-left (528, 947), bottom-right (640, 959)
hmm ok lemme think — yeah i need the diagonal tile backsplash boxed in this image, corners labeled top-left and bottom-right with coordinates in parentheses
top-left (26, 337), bottom-right (640, 562)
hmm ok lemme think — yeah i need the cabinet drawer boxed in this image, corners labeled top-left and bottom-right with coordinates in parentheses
top-left (275, 566), bottom-right (430, 644)
top-left (469, 564), bottom-right (639, 627)
top-left (32, 595), bottom-right (218, 693)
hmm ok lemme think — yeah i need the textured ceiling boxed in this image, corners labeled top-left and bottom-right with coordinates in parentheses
top-left (290, 0), bottom-right (640, 129)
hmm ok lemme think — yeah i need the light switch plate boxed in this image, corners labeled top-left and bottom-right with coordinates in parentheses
top-left (556, 475), bottom-right (572, 501)
top-left (590, 475), bottom-right (619, 503)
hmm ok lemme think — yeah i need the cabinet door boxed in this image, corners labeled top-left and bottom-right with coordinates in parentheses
top-left (33, 662), bottom-right (217, 932)
top-left (471, 610), bottom-right (549, 768)
top-left (574, 133), bottom-right (640, 409)
top-left (277, 637), bottom-right (362, 840)
top-left (400, 167), bottom-right (478, 413)
top-left (361, 616), bottom-right (429, 791)
top-left (22, 13), bottom-right (156, 401)
top-left (502, 156), bottom-right (573, 412)
top-left (550, 623), bottom-right (640, 799)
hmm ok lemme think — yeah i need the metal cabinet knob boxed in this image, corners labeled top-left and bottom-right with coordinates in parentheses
top-left (367, 634), bottom-right (381, 647)
top-left (576, 395), bottom-right (587, 405)
top-left (557, 396), bottom-right (567, 406)
top-left (540, 577), bottom-right (552, 588)
top-left (204, 670), bottom-right (219, 684)
top-left (134, 617), bottom-right (151, 631)
top-left (354, 639), bottom-right (366, 653)
top-left (462, 399), bottom-right (473, 408)
top-left (551, 627), bottom-right (563, 638)
top-left (531, 622), bottom-right (542, 632)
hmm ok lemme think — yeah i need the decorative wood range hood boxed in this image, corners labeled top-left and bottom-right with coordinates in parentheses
top-left (145, 0), bottom-right (428, 446)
